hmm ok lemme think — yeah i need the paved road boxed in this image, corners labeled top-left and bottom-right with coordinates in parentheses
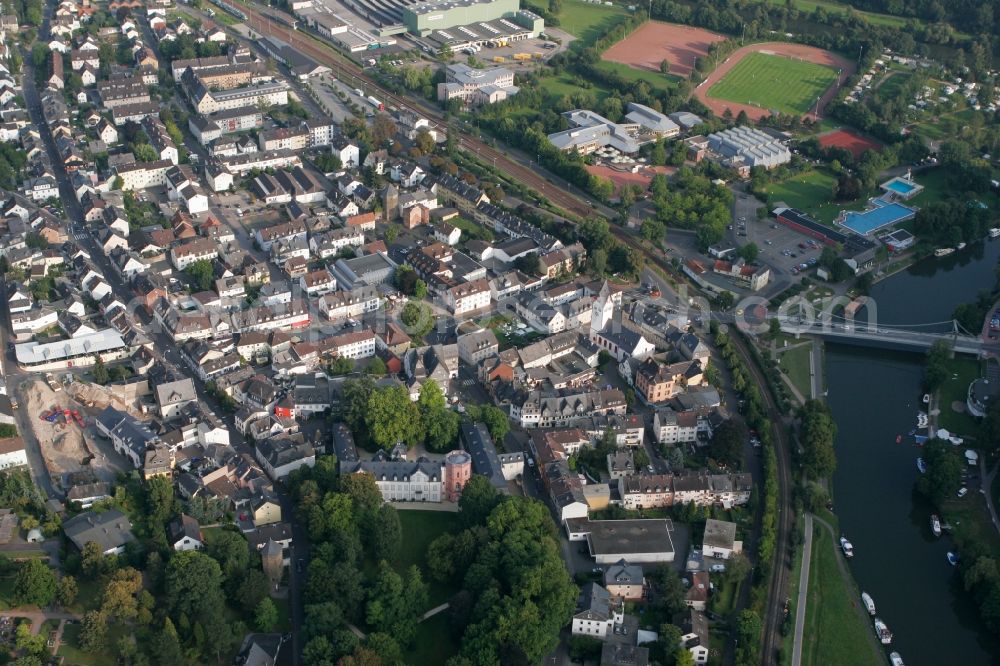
top-left (419, 602), bottom-right (450, 621)
top-left (791, 513), bottom-right (814, 666)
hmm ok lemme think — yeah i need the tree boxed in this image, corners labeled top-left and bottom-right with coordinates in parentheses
top-left (648, 565), bottom-right (687, 617)
top-left (304, 636), bottom-right (337, 666)
top-left (13, 559), bottom-right (55, 607)
top-left (255, 597), bottom-right (279, 632)
top-left (79, 610), bottom-right (109, 653)
top-left (366, 357), bottom-right (388, 377)
top-left (414, 129), bottom-right (435, 155)
top-left (709, 419), bottom-right (747, 468)
top-left (799, 400), bottom-right (837, 480)
top-left (185, 259), bottom-right (215, 292)
top-left (924, 340), bottom-right (951, 392)
top-left (56, 575), bottom-right (77, 607)
top-left (513, 253), bottom-right (544, 276)
top-left (371, 504), bottom-right (402, 562)
top-left (735, 610), bottom-right (762, 665)
top-left (726, 552), bottom-right (751, 584)
top-left (458, 475), bottom-right (499, 528)
top-left (365, 384), bottom-right (423, 449)
top-left (329, 356), bottom-right (355, 376)
top-left (150, 618), bottom-right (183, 666)
top-left (917, 439), bottom-right (963, 509)
top-left (92, 354), bottom-right (109, 385)
top-left (737, 242), bottom-right (759, 263)
top-left (834, 174), bottom-right (862, 201)
top-left (372, 114), bottom-right (397, 147)
top-left (660, 59), bottom-right (670, 74)
top-left (419, 380), bottom-right (458, 452)
top-left (768, 318), bottom-right (782, 339)
top-left (164, 551), bottom-right (226, 631)
top-left (480, 405), bottom-right (509, 444)
top-left (342, 472), bottom-right (384, 517)
top-left (100, 567), bottom-right (142, 622)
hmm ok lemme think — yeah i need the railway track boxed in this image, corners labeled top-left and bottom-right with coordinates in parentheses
top-left (237, 4), bottom-right (594, 218)
top-left (729, 332), bottom-right (793, 664)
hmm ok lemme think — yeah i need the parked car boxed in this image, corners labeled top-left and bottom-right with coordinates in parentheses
top-left (710, 564), bottom-right (726, 573)
top-left (958, 487), bottom-right (968, 498)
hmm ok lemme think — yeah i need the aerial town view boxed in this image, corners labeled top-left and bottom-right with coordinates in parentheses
top-left (0, 0), bottom-right (994, 663)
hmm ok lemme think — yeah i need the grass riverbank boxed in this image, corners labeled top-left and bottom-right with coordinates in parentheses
top-left (801, 518), bottom-right (886, 666)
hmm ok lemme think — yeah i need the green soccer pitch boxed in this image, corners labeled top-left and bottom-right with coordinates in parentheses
top-left (707, 52), bottom-right (840, 116)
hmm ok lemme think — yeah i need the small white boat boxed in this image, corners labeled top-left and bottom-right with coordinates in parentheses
top-left (935, 247), bottom-right (955, 257)
top-left (874, 617), bottom-right (893, 644)
top-left (840, 536), bottom-right (854, 558)
top-left (922, 393), bottom-right (930, 404)
top-left (948, 551), bottom-right (959, 566)
top-left (931, 514), bottom-right (941, 537)
top-left (957, 242), bottom-right (967, 250)
top-left (861, 592), bottom-right (876, 615)
top-left (917, 457), bottom-right (927, 473)
top-left (890, 651), bottom-right (905, 666)
top-left (990, 228), bottom-right (1000, 239)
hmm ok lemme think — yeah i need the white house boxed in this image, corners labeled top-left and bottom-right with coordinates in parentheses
top-left (169, 514), bottom-right (204, 551)
top-left (702, 519), bottom-right (740, 560)
top-left (571, 583), bottom-right (623, 639)
top-left (0, 438), bottom-right (27, 470)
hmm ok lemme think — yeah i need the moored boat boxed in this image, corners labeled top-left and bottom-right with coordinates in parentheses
top-left (990, 228), bottom-right (1000, 238)
top-left (861, 592), bottom-right (876, 615)
top-left (840, 536), bottom-right (854, 558)
top-left (931, 514), bottom-right (941, 537)
top-left (874, 617), bottom-right (893, 645)
top-left (890, 651), bottom-right (905, 666)
top-left (917, 457), bottom-right (927, 473)
top-left (935, 247), bottom-right (955, 257)
top-left (958, 242), bottom-right (967, 250)
top-left (948, 551), bottom-right (959, 566)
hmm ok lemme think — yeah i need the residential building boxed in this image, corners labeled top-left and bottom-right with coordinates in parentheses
top-left (703, 518), bottom-right (740, 560)
top-left (63, 509), bottom-right (135, 555)
top-left (571, 583), bottom-right (623, 639)
top-left (604, 559), bottom-right (644, 601)
top-left (341, 456), bottom-right (444, 502)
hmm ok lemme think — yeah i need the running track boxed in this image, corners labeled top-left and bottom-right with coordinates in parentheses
top-left (694, 42), bottom-right (856, 121)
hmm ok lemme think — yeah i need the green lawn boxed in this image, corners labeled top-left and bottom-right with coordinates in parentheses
top-left (801, 526), bottom-right (883, 666)
top-left (707, 52), bottom-right (840, 116)
top-left (451, 216), bottom-right (494, 242)
top-left (594, 59), bottom-right (678, 88)
top-left (875, 70), bottom-right (912, 98)
top-left (762, 0), bottom-right (912, 29)
top-left (936, 356), bottom-right (983, 436)
top-left (410, 610), bottom-right (459, 665)
top-left (556, 0), bottom-right (629, 49)
top-left (57, 623), bottom-right (129, 666)
top-left (778, 344), bottom-right (812, 401)
top-left (536, 71), bottom-right (611, 102)
top-left (764, 170), bottom-right (842, 224)
top-left (395, 510), bottom-right (460, 607)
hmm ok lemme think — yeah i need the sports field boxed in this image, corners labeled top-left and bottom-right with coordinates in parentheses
top-left (707, 52), bottom-right (840, 116)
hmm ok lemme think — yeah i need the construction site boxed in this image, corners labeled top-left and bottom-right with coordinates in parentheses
top-left (21, 378), bottom-right (144, 489)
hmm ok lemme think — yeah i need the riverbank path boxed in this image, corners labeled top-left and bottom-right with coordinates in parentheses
top-left (810, 339), bottom-right (823, 400)
top-left (791, 514), bottom-right (814, 666)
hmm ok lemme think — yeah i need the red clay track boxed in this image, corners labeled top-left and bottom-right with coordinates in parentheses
top-left (602, 21), bottom-right (725, 78)
top-left (694, 42), bottom-right (856, 120)
top-left (818, 128), bottom-right (882, 159)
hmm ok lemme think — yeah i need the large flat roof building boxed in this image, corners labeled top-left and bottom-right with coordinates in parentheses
top-left (438, 63), bottom-right (518, 107)
top-left (565, 517), bottom-right (675, 564)
top-left (403, 0), bottom-right (520, 35)
top-left (706, 126), bottom-right (790, 169)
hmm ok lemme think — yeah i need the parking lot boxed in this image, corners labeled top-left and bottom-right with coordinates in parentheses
top-left (741, 217), bottom-right (825, 276)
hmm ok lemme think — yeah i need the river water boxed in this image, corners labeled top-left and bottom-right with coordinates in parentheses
top-left (824, 240), bottom-right (1000, 666)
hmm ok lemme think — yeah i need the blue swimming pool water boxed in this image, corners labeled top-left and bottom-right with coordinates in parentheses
top-left (885, 179), bottom-right (916, 194)
top-left (841, 202), bottom-right (915, 235)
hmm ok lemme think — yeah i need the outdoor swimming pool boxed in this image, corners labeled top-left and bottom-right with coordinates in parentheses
top-left (840, 201), bottom-right (917, 235)
top-left (885, 180), bottom-right (916, 194)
